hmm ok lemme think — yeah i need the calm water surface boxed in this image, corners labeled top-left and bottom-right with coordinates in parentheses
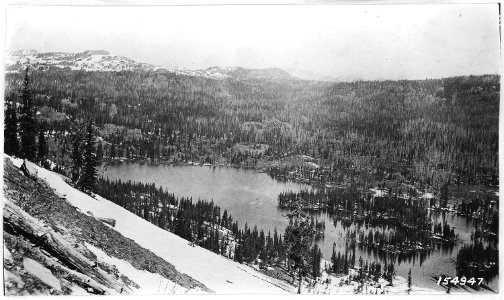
top-left (103, 162), bottom-right (498, 292)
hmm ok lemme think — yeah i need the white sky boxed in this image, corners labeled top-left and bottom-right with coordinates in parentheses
top-left (5, 3), bottom-right (501, 80)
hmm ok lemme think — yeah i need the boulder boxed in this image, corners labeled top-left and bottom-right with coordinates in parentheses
top-left (20, 160), bottom-right (38, 179)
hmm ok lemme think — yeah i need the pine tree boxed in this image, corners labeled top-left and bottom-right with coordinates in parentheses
top-left (331, 247), bottom-right (337, 274)
top-left (37, 127), bottom-right (47, 164)
top-left (386, 263), bottom-right (395, 286)
top-left (71, 134), bottom-right (83, 185)
top-left (110, 143), bottom-right (116, 158)
top-left (235, 242), bottom-right (244, 263)
top-left (80, 121), bottom-right (97, 193)
top-left (311, 245), bottom-right (322, 279)
top-left (222, 209), bottom-right (228, 228)
top-left (96, 142), bottom-right (104, 161)
top-left (4, 102), bottom-right (19, 156)
top-left (358, 256), bottom-right (364, 280)
top-left (407, 268), bottom-right (412, 294)
top-left (284, 199), bottom-right (315, 294)
top-left (19, 68), bottom-right (37, 161)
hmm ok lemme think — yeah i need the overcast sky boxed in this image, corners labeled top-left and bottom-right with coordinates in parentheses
top-left (5, 3), bottom-right (501, 80)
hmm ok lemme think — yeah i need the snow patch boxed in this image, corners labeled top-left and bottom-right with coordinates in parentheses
top-left (10, 156), bottom-right (23, 168)
top-left (369, 188), bottom-right (387, 197)
top-left (420, 192), bottom-right (435, 199)
top-left (85, 243), bottom-right (198, 294)
top-left (305, 162), bottom-right (320, 169)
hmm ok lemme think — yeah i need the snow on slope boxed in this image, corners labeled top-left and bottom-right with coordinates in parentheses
top-left (6, 50), bottom-right (159, 72)
top-left (6, 50), bottom-right (231, 78)
top-left (84, 243), bottom-right (195, 294)
top-left (6, 50), bottom-right (295, 81)
top-left (14, 158), bottom-right (290, 294)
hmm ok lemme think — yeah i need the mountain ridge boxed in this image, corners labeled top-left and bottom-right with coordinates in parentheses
top-left (6, 49), bottom-right (313, 81)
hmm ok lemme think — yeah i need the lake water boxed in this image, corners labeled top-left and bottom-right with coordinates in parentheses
top-left (102, 162), bottom-right (498, 292)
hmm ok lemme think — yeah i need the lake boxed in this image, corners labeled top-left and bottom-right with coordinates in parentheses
top-left (102, 162), bottom-right (498, 292)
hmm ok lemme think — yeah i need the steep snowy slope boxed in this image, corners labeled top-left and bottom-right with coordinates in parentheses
top-left (3, 156), bottom-right (210, 295)
top-left (7, 156), bottom-right (291, 294)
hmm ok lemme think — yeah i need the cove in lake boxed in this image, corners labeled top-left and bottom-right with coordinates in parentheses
top-left (102, 162), bottom-right (498, 292)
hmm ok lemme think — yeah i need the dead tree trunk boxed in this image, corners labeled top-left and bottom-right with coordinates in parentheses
top-left (298, 271), bottom-right (302, 294)
top-left (29, 245), bottom-right (112, 294)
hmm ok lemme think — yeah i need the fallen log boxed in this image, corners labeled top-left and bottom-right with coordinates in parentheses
top-left (97, 217), bottom-right (116, 227)
top-left (3, 201), bottom-right (133, 295)
top-left (39, 254), bottom-right (113, 295)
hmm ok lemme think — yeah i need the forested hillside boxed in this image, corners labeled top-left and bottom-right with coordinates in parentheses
top-left (4, 68), bottom-right (499, 196)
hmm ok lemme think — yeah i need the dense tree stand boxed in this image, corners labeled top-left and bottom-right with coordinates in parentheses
top-left (19, 68), bottom-right (37, 161)
top-left (80, 121), bottom-right (98, 193)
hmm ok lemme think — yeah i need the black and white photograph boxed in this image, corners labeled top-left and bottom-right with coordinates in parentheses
top-left (1, 0), bottom-right (501, 296)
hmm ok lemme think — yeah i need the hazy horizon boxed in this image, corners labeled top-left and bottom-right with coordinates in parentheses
top-left (6, 4), bottom-right (500, 80)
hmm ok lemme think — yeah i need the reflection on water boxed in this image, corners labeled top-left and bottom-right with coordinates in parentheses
top-left (103, 162), bottom-right (498, 292)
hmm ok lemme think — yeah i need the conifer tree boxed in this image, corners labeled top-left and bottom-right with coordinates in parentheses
top-left (284, 199), bottom-right (315, 294)
top-left (110, 143), bottom-right (116, 158)
top-left (71, 134), bottom-right (83, 184)
top-left (311, 244), bottom-right (322, 279)
top-left (331, 245), bottom-right (338, 273)
top-left (4, 102), bottom-right (19, 156)
top-left (407, 268), bottom-right (412, 294)
top-left (80, 121), bottom-right (97, 193)
top-left (96, 142), bottom-right (104, 161)
top-left (19, 68), bottom-right (37, 161)
top-left (386, 263), bottom-right (395, 286)
top-left (222, 209), bottom-right (228, 228)
top-left (235, 241), bottom-right (244, 263)
top-left (37, 127), bottom-right (47, 164)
